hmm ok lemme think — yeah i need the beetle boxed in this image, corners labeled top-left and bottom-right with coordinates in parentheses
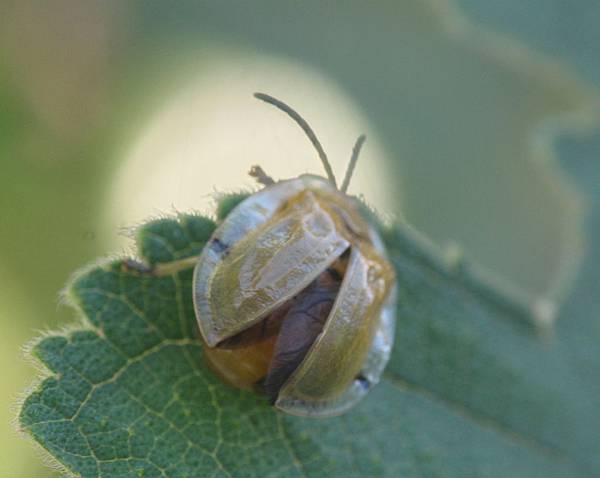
top-left (192, 93), bottom-right (396, 417)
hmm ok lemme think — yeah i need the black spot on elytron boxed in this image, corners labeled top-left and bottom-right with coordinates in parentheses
top-left (355, 373), bottom-right (371, 391)
top-left (211, 237), bottom-right (229, 255)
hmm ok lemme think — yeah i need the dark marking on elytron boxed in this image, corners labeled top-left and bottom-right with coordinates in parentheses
top-left (122, 259), bottom-right (154, 275)
top-left (211, 237), bottom-right (230, 255)
top-left (355, 373), bottom-right (371, 391)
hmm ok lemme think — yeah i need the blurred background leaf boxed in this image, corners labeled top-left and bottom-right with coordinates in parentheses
top-left (2, 1), bottom-right (600, 476)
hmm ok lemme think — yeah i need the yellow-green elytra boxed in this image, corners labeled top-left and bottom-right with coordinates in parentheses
top-left (192, 93), bottom-right (397, 417)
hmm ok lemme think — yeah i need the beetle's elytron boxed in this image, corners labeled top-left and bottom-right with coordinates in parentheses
top-left (193, 93), bottom-right (397, 417)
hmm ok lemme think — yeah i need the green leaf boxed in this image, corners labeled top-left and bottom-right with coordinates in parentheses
top-left (19, 193), bottom-right (600, 477)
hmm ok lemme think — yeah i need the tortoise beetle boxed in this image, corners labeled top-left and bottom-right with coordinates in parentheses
top-left (193, 93), bottom-right (396, 417)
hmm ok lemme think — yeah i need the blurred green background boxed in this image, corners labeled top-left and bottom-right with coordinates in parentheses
top-left (2, 1), bottom-right (600, 476)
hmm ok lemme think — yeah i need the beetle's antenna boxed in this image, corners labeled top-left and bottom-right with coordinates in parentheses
top-left (340, 134), bottom-right (366, 193)
top-left (254, 92), bottom-right (338, 188)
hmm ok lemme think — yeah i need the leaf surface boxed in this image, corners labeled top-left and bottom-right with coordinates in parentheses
top-left (19, 199), bottom-right (600, 477)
